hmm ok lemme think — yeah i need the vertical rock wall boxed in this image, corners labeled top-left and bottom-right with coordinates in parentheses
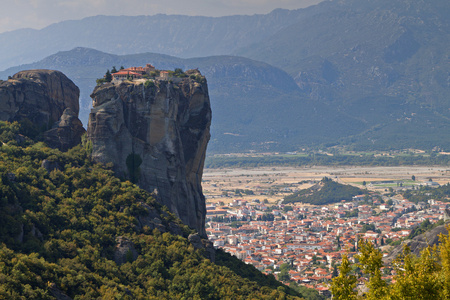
top-left (0, 69), bottom-right (85, 150)
top-left (87, 71), bottom-right (211, 236)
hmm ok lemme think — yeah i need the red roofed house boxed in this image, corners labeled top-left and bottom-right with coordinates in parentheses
top-left (159, 71), bottom-right (170, 80)
top-left (112, 63), bottom-right (155, 82)
top-left (112, 70), bottom-right (143, 82)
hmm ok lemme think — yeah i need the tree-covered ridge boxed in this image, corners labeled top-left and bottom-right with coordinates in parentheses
top-left (283, 177), bottom-right (367, 205)
top-left (0, 121), bottom-right (300, 299)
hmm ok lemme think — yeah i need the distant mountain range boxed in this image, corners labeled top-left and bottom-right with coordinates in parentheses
top-left (0, 0), bottom-right (449, 153)
top-left (0, 9), bottom-right (306, 71)
top-left (237, 0), bottom-right (450, 150)
top-left (1, 48), bottom-right (362, 153)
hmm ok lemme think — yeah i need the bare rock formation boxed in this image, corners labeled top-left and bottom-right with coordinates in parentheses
top-left (0, 69), bottom-right (85, 150)
top-left (383, 224), bottom-right (448, 264)
top-left (114, 236), bottom-right (139, 265)
top-left (87, 70), bottom-right (211, 237)
top-left (44, 108), bottom-right (86, 151)
top-left (48, 283), bottom-right (73, 300)
top-left (41, 159), bottom-right (62, 173)
top-left (188, 233), bottom-right (215, 262)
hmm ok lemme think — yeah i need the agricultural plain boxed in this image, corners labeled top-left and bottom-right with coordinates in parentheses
top-left (202, 166), bottom-right (450, 205)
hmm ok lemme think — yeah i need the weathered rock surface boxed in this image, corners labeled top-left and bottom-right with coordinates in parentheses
top-left (87, 70), bottom-right (211, 237)
top-left (114, 236), bottom-right (139, 265)
top-left (48, 283), bottom-right (73, 300)
top-left (188, 233), bottom-right (215, 262)
top-left (44, 108), bottom-right (86, 151)
top-left (0, 69), bottom-right (85, 150)
top-left (383, 224), bottom-right (449, 264)
top-left (41, 159), bottom-right (62, 173)
top-left (0, 70), bottom-right (79, 127)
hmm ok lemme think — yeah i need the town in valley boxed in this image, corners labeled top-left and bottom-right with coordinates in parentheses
top-left (203, 165), bottom-right (450, 296)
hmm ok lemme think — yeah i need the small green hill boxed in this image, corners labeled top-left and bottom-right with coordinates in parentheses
top-left (283, 177), bottom-right (366, 205)
top-left (0, 121), bottom-right (300, 299)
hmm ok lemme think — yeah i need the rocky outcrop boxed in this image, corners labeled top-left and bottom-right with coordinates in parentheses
top-left (87, 70), bottom-right (211, 237)
top-left (44, 108), bottom-right (86, 151)
top-left (189, 233), bottom-right (215, 262)
top-left (134, 201), bottom-right (215, 261)
top-left (114, 236), bottom-right (139, 265)
top-left (383, 224), bottom-right (449, 264)
top-left (0, 70), bottom-right (85, 150)
top-left (41, 159), bottom-right (62, 173)
top-left (48, 283), bottom-right (73, 300)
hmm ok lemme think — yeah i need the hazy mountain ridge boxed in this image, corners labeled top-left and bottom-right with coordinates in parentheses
top-left (1, 0), bottom-right (449, 152)
top-left (234, 0), bottom-right (450, 150)
top-left (0, 9), bottom-right (308, 71)
top-left (1, 48), bottom-right (364, 153)
top-left (237, 0), bottom-right (450, 105)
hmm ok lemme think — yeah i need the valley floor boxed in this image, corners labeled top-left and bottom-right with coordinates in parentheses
top-left (203, 165), bottom-right (450, 296)
top-left (203, 166), bottom-right (450, 204)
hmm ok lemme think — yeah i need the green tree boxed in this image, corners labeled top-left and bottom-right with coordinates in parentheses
top-left (278, 263), bottom-right (290, 282)
top-left (105, 69), bottom-right (112, 82)
top-left (331, 265), bottom-right (338, 278)
top-left (439, 227), bottom-right (450, 298)
top-left (355, 239), bottom-right (387, 299)
top-left (330, 255), bottom-right (357, 299)
top-left (331, 226), bottom-right (450, 299)
top-left (390, 245), bottom-right (440, 299)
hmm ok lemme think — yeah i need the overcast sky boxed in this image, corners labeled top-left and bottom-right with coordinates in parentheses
top-left (0, 0), bottom-right (324, 33)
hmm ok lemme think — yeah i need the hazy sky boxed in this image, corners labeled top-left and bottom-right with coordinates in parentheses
top-left (0, 0), bottom-right (324, 33)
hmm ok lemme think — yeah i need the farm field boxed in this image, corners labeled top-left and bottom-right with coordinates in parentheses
top-left (202, 166), bottom-right (450, 205)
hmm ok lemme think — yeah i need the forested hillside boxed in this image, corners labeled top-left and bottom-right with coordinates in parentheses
top-left (283, 177), bottom-right (366, 205)
top-left (0, 121), bottom-right (300, 299)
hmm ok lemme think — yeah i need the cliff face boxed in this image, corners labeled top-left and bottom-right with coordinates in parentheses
top-left (384, 224), bottom-right (449, 264)
top-left (0, 69), bottom-right (85, 150)
top-left (87, 71), bottom-right (211, 236)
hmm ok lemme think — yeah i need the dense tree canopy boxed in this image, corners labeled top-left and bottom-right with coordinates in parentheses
top-left (0, 121), bottom-right (301, 299)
